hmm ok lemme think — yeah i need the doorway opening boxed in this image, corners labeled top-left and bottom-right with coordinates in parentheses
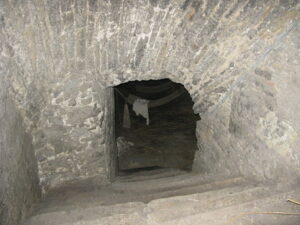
top-left (114, 79), bottom-right (199, 176)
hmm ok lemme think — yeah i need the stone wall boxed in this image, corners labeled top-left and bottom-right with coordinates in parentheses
top-left (0, 40), bottom-right (41, 225)
top-left (1, 0), bottom-right (299, 191)
top-left (193, 21), bottom-right (300, 185)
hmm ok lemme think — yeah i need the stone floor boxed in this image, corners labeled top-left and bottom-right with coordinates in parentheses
top-left (24, 168), bottom-right (300, 225)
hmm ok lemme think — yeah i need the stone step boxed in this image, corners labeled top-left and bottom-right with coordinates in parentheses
top-left (55, 188), bottom-right (300, 225)
top-left (161, 188), bottom-right (300, 225)
top-left (109, 177), bottom-right (248, 207)
top-left (24, 178), bottom-right (270, 225)
top-left (146, 185), bottom-right (270, 223)
top-left (60, 213), bottom-right (148, 225)
top-left (112, 172), bottom-right (243, 194)
top-left (116, 168), bottom-right (187, 183)
top-left (24, 202), bottom-right (146, 225)
top-left (35, 175), bottom-right (245, 214)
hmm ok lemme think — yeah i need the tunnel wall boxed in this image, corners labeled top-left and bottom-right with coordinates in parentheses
top-left (0, 45), bottom-right (41, 225)
top-left (193, 22), bottom-right (300, 184)
top-left (1, 0), bottom-right (299, 191)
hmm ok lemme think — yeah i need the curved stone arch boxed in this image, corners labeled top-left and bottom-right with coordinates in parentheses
top-left (101, 70), bottom-right (200, 180)
top-left (99, 69), bottom-right (201, 113)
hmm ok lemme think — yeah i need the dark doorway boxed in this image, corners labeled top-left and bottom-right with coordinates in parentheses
top-left (114, 79), bottom-right (199, 175)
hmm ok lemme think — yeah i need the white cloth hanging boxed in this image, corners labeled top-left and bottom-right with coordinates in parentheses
top-left (123, 104), bottom-right (131, 129)
top-left (132, 98), bottom-right (150, 125)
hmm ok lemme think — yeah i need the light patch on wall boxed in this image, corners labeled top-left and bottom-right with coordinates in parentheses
top-left (257, 111), bottom-right (299, 167)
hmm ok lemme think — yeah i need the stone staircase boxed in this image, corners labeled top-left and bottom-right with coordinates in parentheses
top-left (23, 169), bottom-right (300, 225)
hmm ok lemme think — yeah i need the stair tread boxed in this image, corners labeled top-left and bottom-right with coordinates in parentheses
top-left (24, 202), bottom-right (146, 225)
top-left (162, 188), bottom-right (300, 225)
top-left (147, 185), bottom-right (271, 223)
top-left (33, 175), bottom-right (245, 215)
top-left (116, 168), bottom-right (187, 182)
top-left (25, 170), bottom-right (298, 225)
top-left (51, 188), bottom-right (300, 225)
top-left (112, 172), bottom-right (241, 192)
top-left (24, 178), bottom-right (265, 225)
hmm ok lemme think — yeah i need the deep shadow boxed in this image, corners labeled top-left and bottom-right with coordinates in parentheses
top-left (114, 79), bottom-right (199, 174)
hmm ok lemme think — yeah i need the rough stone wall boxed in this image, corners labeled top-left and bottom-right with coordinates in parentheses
top-left (193, 21), bottom-right (300, 185)
top-left (1, 0), bottom-right (299, 190)
top-left (0, 35), bottom-right (41, 225)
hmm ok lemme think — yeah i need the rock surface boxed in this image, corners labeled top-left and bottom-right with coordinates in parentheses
top-left (0, 1), bottom-right (300, 225)
top-left (1, 0), bottom-right (299, 191)
top-left (23, 169), bottom-right (300, 225)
